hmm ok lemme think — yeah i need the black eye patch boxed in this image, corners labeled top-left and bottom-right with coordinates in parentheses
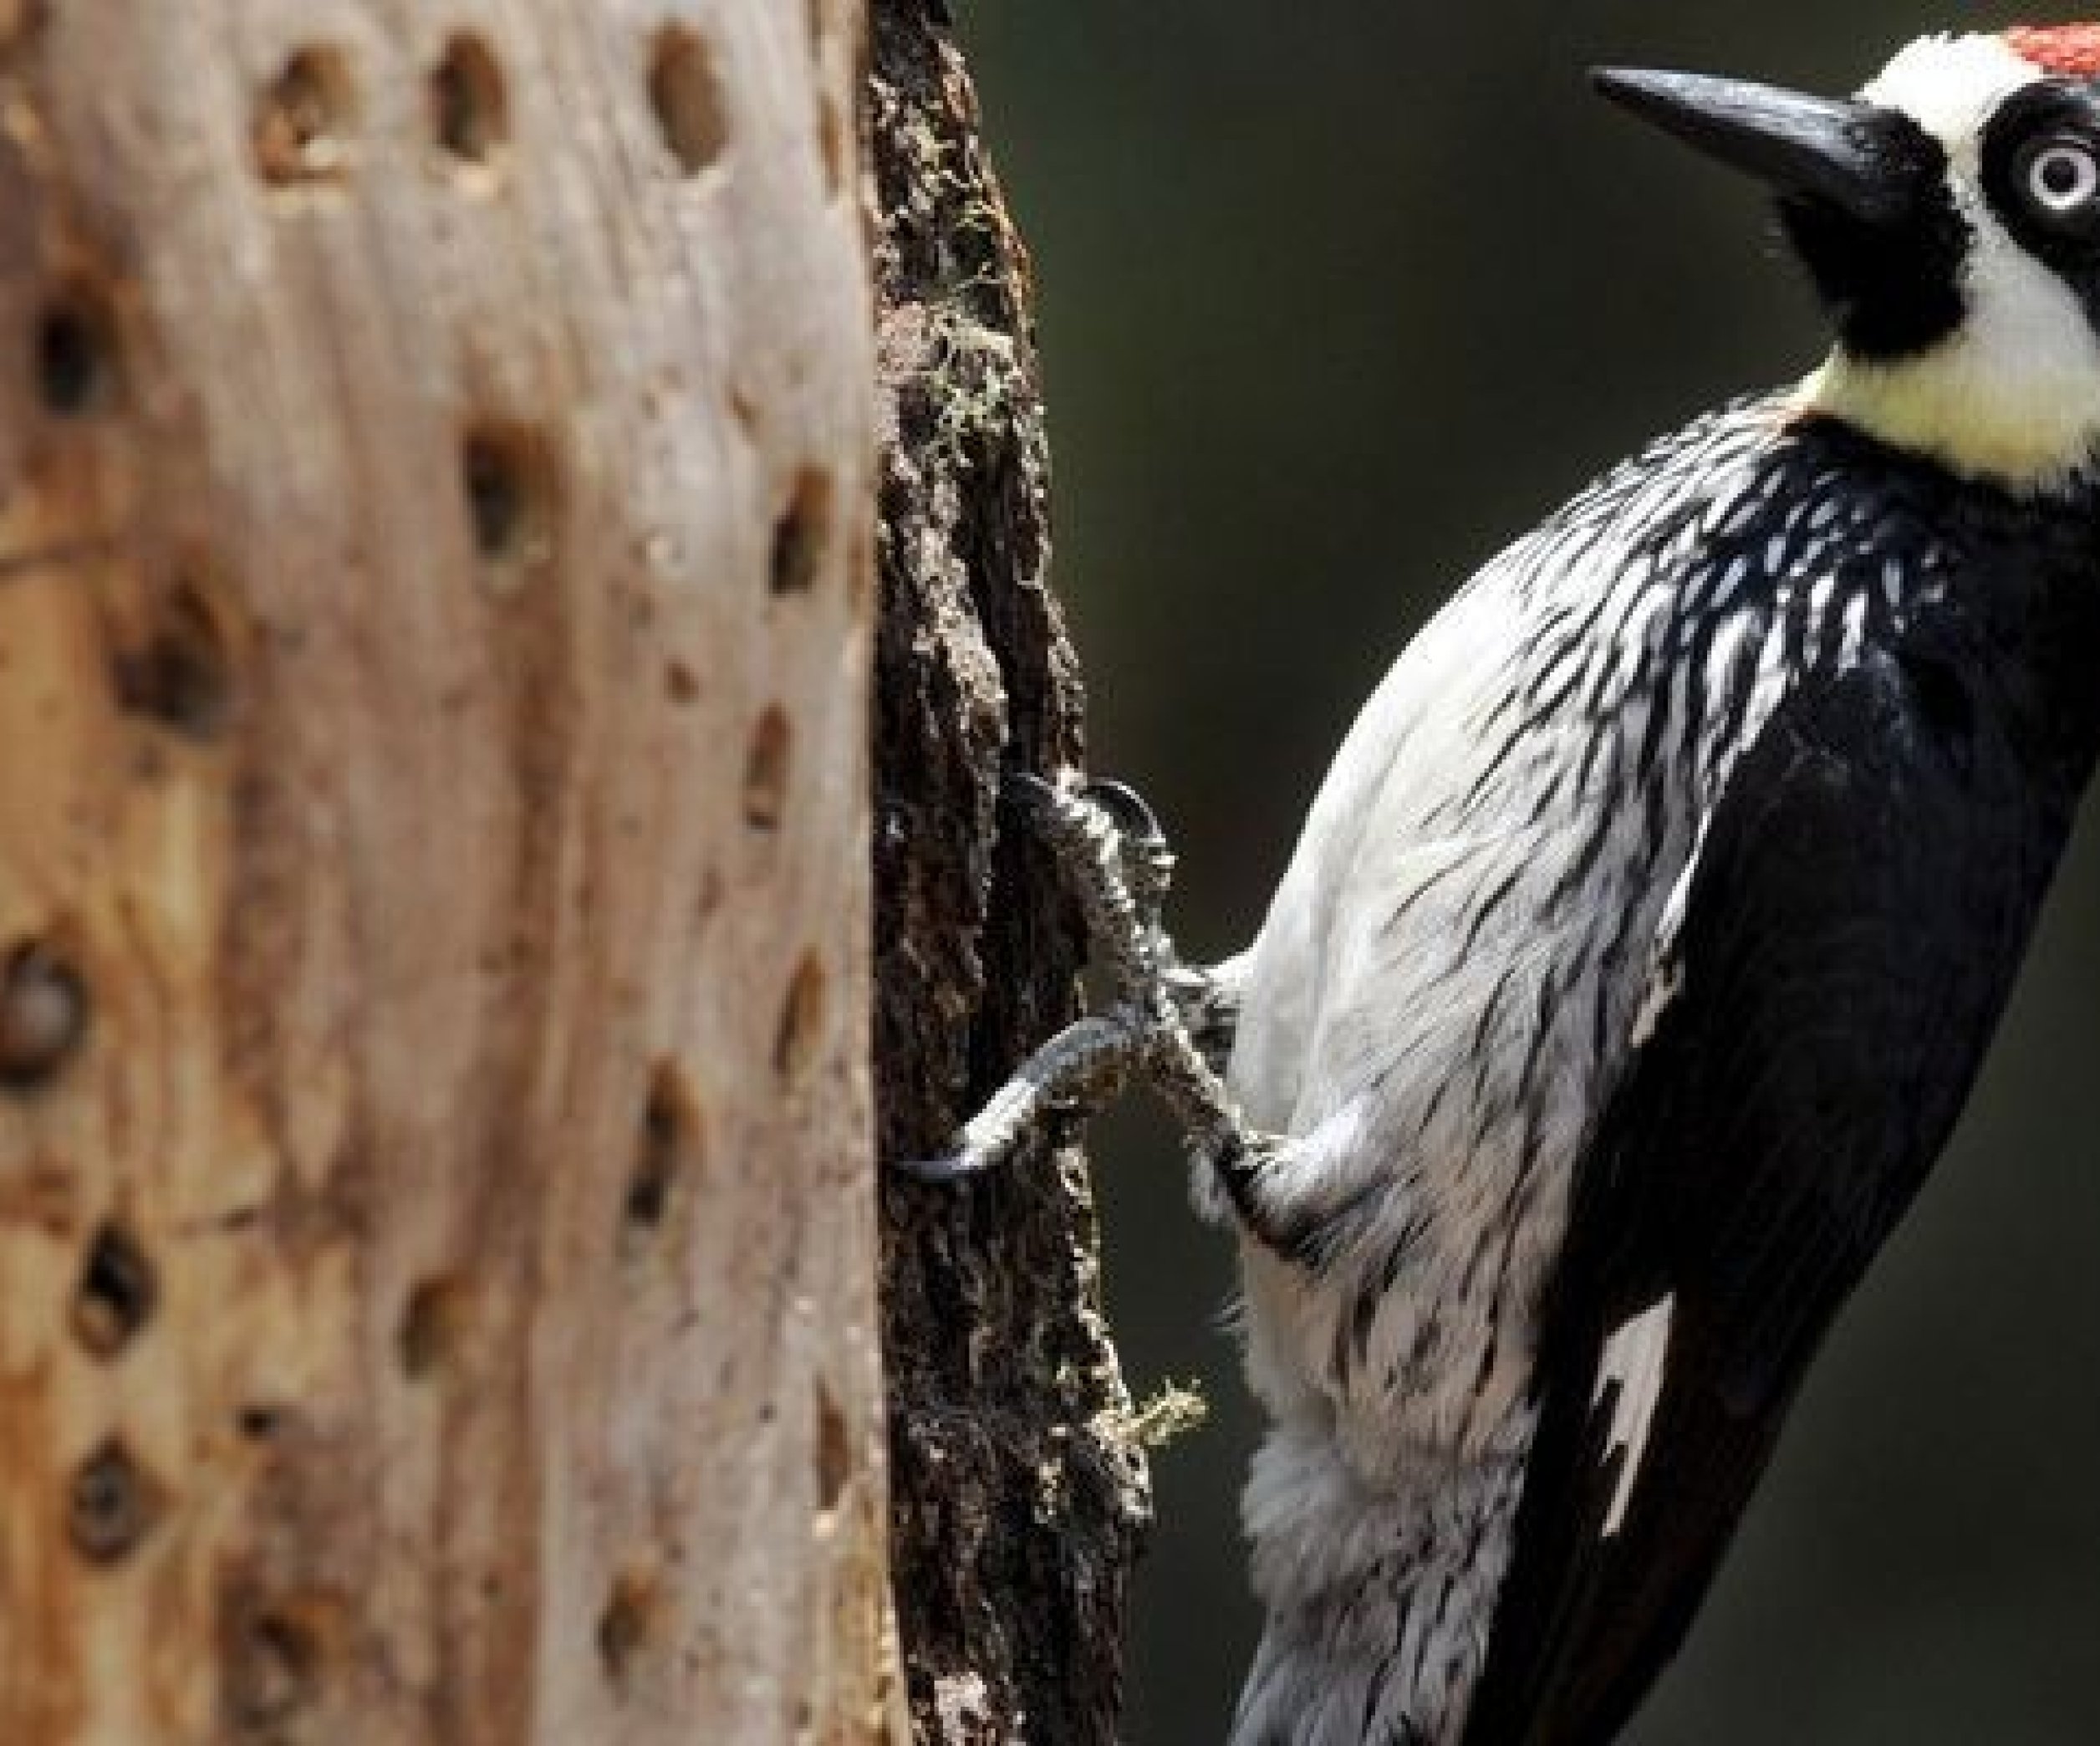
top-left (1981, 82), bottom-right (2100, 253)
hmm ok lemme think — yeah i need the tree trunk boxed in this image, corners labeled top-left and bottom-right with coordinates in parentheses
top-left (0, 4), bottom-right (891, 1742)
top-left (870, 5), bottom-right (1152, 1743)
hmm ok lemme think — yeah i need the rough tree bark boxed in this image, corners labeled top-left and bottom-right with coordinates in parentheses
top-left (0, 4), bottom-right (891, 1742)
top-left (871, 5), bottom-right (1152, 1743)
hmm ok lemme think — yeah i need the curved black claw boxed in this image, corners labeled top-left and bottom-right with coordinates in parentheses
top-left (1002, 770), bottom-right (1063, 814)
top-left (894, 1149), bottom-right (988, 1186)
top-left (1078, 778), bottom-right (1167, 850)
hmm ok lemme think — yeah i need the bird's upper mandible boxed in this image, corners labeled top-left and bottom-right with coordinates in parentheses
top-left (1598, 30), bottom-right (2100, 489)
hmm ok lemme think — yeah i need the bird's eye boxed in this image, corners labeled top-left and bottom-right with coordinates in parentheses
top-left (2025, 139), bottom-right (2100, 214)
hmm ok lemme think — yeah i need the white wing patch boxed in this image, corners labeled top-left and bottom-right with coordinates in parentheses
top-left (1594, 1294), bottom-right (1676, 1539)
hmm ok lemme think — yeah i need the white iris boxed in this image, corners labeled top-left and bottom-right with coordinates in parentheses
top-left (2027, 140), bottom-right (2100, 212)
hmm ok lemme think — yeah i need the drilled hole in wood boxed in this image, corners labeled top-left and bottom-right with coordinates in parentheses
top-left (626, 1064), bottom-right (701, 1244)
top-left (431, 31), bottom-right (507, 169)
top-left (646, 23), bottom-right (727, 176)
top-left (222, 1597), bottom-right (326, 1731)
top-left (69, 1438), bottom-right (161, 1564)
top-left (597, 1565), bottom-right (660, 1691)
top-left (804, 0), bottom-right (849, 193)
top-left (0, 1), bottom-right (49, 57)
top-left (819, 94), bottom-right (851, 197)
top-left (742, 707), bottom-right (790, 831)
top-left (399, 1276), bottom-right (470, 1381)
top-left (36, 286), bottom-right (120, 415)
top-left (769, 467), bottom-right (831, 596)
top-left (115, 580), bottom-right (233, 740)
top-left (237, 1405), bottom-right (286, 1442)
top-left (461, 420), bottom-right (557, 580)
top-left (773, 954), bottom-right (826, 1084)
top-left (72, 1222), bottom-right (155, 1360)
top-left (813, 1381), bottom-right (851, 1514)
top-left (0, 939), bottom-right (87, 1090)
top-left (253, 45), bottom-right (358, 186)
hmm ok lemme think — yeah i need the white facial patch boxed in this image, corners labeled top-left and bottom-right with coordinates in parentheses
top-left (1860, 32), bottom-right (2038, 162)
top-left (1803, 32), bottom-right (2100, 489)
top-left (1594, 1294), bottom-right (1675, 1539)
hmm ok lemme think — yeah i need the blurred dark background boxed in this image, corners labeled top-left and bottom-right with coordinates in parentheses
top-left (951, 5), bottom-right (2100, 1744)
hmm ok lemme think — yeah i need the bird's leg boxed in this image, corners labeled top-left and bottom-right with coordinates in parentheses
top-left (1032, 775), bottom-right (1249, 1077)
top-left (900, 1012), bottom-right (1144, 1185)
top-left (899, 771), bottom-right (1267, 1186)
top-left (1165, 948), bottom-right (1244, 1080)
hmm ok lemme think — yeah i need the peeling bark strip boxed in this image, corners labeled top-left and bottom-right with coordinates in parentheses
top-left (870, 3), bottom-right (1152, 1743)
top-left (0, 4), bottom-right (894, 1742)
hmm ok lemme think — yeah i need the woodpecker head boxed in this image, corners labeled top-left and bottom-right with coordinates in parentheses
top-left (1598, 28), bottom-right (2100, 491)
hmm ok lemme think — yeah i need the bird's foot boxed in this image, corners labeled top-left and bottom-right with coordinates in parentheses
top-left (897, 771), bottom-right (1261, 1183)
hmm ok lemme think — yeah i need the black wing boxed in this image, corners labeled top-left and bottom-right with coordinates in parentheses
top-left (1460, 620), bottom-right (2083, 1746)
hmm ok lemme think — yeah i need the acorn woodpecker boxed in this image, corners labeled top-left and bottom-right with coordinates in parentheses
top-left (910, 25), bottom-right (2100, 1746)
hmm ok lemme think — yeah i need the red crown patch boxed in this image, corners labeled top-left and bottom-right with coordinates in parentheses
top-left (2006, 23), bottom-right (2100, 76)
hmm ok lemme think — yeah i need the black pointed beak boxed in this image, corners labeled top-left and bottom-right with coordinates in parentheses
top-left (1592, 68), bottom-right (1916, 228)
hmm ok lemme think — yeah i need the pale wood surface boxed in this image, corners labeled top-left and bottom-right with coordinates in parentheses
top-left (0, 3), bottom-right (889, 1741)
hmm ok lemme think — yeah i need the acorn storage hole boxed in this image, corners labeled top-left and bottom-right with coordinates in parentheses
top-left (69, 1438), bottom-right (161, 1565)
top-left (819, 94), bottom-right (850, 197)
top-left (35, 284), bottom-right (120, 416)
top-left (0, 939), bottom-right (88, 1090)
top-left (226, 1613), bottom-right (320, 1728)
top-left (806, 0), bottom-right (847, 192)
top-left (252, 45), bottom-right (359, 186)
top-left (0, 2), bottom-right (48, 56)
top-left (769, 467), bottom-right (831, 595)
top-left (626, 1064), bottom-right (701, 1243)
top-left (460, 420), bottom-right (558, 579)
top-left (222, 1590), bottom-right (331, 1732)
top-left (772, 954), bottom-right (826, 1085)
top-left (813, 1382), bottom-right (851, 1514)
top-left (742, 708), bottom-right (790, 831)
top-left (430, 31), bottom-right (507, 169)
top-left (115, 580), bottom-right (234, 741)
top-left (398, 1277), bottom-right (471, 1381)
top-left (72, 1222), bottom-right (156, 1360)
top-left (646, 23), bottom-right (727, 176)
top-left (237, 1405), bottom-right (288, 1443)
top-left (597, 1565), bottom-right (661, 1692)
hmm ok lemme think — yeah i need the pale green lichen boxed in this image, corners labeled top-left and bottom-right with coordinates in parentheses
top-left (1113, 1380), bottom-right (1210, 1452)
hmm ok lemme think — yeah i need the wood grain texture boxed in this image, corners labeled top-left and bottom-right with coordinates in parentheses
top-left (0, 3), bottom-right (890, 1741)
